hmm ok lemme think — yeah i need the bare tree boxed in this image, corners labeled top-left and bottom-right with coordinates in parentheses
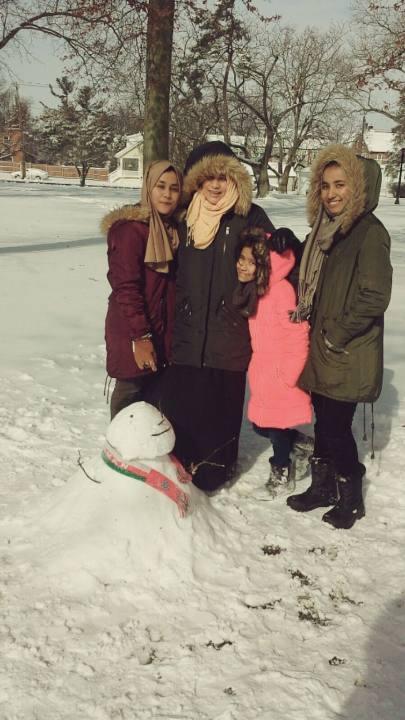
top-left (350, 0), bottom-right (405, 123)
top-left (0, 1), bottom-right (126, 63)
top-left (273, 27), bottom-right (356, 192)
top-left (230, 29), bottom-right (283, 196)
top-left (353, 0), bottom-right (405, 90)
top-left (0, 1), bottom-right (281, 168)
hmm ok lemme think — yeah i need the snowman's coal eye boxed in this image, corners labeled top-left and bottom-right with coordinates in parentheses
top-left (130, 414), bottom-right (134, 418)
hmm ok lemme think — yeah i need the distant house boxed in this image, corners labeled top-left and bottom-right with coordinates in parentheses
top-left (0, 127), bottom-right (24, 162)
top-left (109, 133), bottom-right (143, 187)
top-left (362, 127), bottom-right (395, 195)
top-left (363, 127), bottom-right (394, 165)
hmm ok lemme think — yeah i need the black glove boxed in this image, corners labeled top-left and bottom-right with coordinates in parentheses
top-left (269, 227), bottom-right (302, 258)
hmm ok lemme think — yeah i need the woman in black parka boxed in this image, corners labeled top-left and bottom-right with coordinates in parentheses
top-left (147, 142), bottom-right (275, 492)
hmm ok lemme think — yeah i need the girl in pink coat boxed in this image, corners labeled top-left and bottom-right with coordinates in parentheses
top-left (234, 227), bottom-right (312, 496)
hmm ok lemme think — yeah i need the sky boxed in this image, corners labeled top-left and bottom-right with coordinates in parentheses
top-left (2, 0), bottom-right (353, 110)
top-left (0, 181), bottom-right (404, 719)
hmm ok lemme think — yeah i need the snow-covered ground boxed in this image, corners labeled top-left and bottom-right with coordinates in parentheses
top-left (0, 182), bottom-right (404, 720)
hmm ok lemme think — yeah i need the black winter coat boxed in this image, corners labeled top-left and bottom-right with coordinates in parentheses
top-left (172, 204), bottom-right (274, 371)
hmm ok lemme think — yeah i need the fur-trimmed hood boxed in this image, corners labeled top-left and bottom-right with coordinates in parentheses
top-left (307, 145), bottom-right (381, 234)
top-left (183, 154), bottom-right (253, 217)
top-left (100, 204), bottom-right (150, 235)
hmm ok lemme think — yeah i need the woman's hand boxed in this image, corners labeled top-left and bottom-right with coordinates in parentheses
top-left (133, 338), bottom-right (158, 372)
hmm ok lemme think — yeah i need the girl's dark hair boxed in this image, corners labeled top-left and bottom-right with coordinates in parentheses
top-left (236, 226), bottom-right (270, 296)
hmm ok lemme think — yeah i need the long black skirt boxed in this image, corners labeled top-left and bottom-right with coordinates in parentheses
top-left (144, 364), bottom-right (246, 492)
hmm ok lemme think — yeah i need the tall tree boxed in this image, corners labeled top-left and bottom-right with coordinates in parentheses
top-left (37, 76), bottom-right (114, 185)
top-left (351, 0), bottom-right (405, 122)
top-left (353, 0), bottom-right (405, 90)
top-left (0, 1), bottom-right (117, 57)
top-left (273, 27), bottom-right (355, 193)
top-left (230, 26), bottom-right (294, 196)
top-left (1, 1), bottom-right (278, 167)
top-left (141, 0), bottom-right (175, 166)
top-left (187, 0), bottom-right (251, 144)
top-left (385, 91), bottom-right (405, 180)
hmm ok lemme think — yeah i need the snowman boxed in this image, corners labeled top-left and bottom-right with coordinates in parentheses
top-left (102, 401), bottom-right (195, 519)
top-left (21, 402), bottom-right (207, 590)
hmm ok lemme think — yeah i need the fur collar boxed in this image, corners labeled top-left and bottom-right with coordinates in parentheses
top-left (183, 154), bottom-right (253, 217)
top-left (307, 145), bottom-right (366, 234)
top-left (100, 204), bottom-right (150, 235)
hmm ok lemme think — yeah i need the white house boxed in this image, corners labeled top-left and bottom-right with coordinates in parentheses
top-left (109, 133), bottom-right (143, 187)
top-left (363, 127), bottom-right (395, 195)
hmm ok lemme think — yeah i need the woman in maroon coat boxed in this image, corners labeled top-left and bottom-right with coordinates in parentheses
top-left (102, 160), bottom-right (182, 418)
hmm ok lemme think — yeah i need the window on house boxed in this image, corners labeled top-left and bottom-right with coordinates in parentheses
top-left (123, 158), bottom-right (139, 172)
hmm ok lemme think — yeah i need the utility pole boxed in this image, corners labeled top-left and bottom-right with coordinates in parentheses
top-left (360, 90), bottom-right (371, 155)
top-left (394, 147), bottom-right (404, 205)
top-left (14, 83), bottom-right (26, 179)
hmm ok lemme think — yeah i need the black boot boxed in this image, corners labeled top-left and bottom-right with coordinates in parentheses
top-left (322, 464), bottom-right (366, 529)
top-left (286, 457), bottom-right (338, 512)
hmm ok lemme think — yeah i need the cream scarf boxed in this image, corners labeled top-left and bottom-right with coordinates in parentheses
top-left (186, 180), bottom-right (239, 249)
top-left (291, 207), bottom-right (344, 322)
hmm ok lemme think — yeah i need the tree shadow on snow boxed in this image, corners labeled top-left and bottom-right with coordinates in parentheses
top-left (340, 593), bottom-right (405, 720)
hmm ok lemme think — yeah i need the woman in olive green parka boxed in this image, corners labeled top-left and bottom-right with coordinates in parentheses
top-left (287, 145), bottom-right (392, 529)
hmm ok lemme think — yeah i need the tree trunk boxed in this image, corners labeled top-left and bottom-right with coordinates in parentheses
top-left (76, 162), bottom-right (88, 187)
top-left (143, 0), bottom-right (175, 168)
top-left (222, 61), bottom-right (231, 145)
top-left (278, 162), bottom-right (293, 194)
top-left (257, 134), bottom-right (273, 197)
top-left (20, 151), bottom-right (26, 180)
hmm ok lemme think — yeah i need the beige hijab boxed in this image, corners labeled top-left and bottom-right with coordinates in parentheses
top-left (142, 160), bottom-right (182, 274)
top-left (291, 206), bottom-right (344, 322)
top-left (186, 180), bottom-right (239, 249)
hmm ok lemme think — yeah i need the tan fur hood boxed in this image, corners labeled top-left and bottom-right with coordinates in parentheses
top-left (183, 154), bottom-right (253, 217)
top-left (307, 145), bottom-right (367, 234)
top-left (100, 204), bottom-right (150, 235)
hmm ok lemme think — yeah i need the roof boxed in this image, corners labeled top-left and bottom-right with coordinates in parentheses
top-left (114, 133), bottom-right (143, 159)
top-left (364, 129), bottom-right (394, 153)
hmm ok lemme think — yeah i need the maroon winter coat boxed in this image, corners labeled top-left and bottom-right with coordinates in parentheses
top-left (102, 205), bottom-right (177, 380)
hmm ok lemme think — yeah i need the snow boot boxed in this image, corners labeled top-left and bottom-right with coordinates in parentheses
top-left (292, 432), bottom-right (314, 480)
top-left (286, 457), bottom-right (338, 512)
top-left (265, 461), bottom-right (295, 499)
top-left (322, 464), bottom-right (366, 529)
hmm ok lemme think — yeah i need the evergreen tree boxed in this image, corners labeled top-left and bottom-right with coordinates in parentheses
top-left (37, 77), bottom-right (114, 186)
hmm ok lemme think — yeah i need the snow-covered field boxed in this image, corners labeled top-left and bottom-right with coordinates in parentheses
top-left (0, 182), bottom-right (404, 720)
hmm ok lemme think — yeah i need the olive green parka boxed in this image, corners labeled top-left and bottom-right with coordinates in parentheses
top-left (299, 146), bottom-right (392, 403)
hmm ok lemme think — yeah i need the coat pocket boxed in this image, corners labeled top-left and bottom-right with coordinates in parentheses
top-left (316, 331), bottom-right (352, 390)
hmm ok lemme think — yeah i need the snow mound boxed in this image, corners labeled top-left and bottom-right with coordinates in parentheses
top-left (7, 403), bottom-right (239, 597)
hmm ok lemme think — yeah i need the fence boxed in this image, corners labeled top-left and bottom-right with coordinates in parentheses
top-left (0, 160), bottom-right (108, 181)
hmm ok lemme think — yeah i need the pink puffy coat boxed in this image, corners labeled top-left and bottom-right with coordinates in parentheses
top-left (247, 249), bottom-right (312, 429)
